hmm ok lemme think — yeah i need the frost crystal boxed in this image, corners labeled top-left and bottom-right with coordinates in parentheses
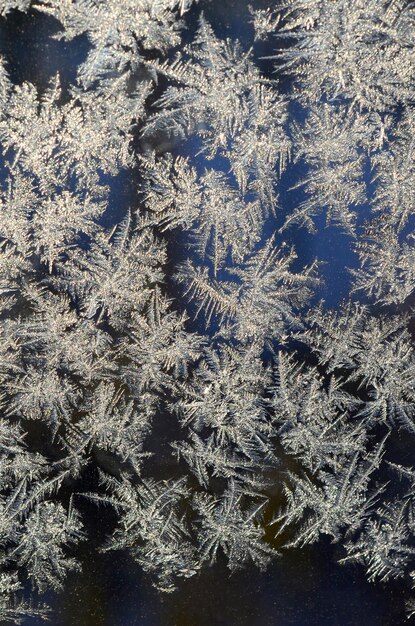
top-left (0, 0), bottom-right (415, 622)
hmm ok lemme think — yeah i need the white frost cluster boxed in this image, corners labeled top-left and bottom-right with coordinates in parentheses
top-left (0, 0), bottom-right (415, 622)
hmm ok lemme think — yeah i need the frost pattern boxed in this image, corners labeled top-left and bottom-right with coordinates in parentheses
top-left (0, 0), bottom-right (414, 623)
